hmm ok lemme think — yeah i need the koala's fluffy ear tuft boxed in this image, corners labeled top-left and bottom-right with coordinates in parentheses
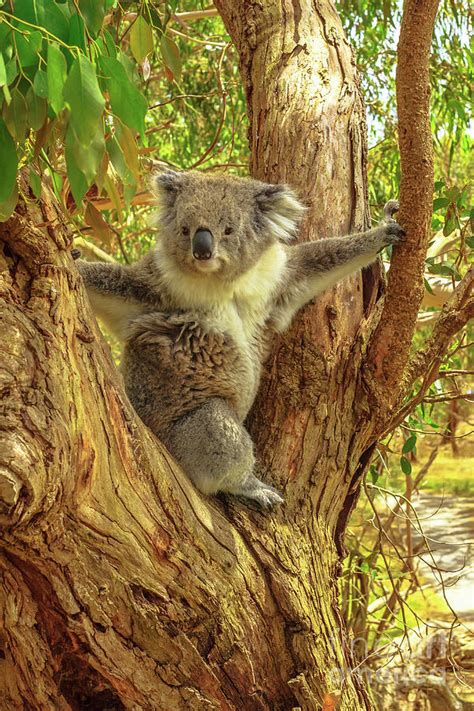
top-left (152, 170), bottom-right (185, 204)
top-left (255, 184), bottom-right (306, 242)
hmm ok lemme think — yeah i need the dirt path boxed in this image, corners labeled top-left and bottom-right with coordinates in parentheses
top-left (413, 493), bottom-right (474, 628)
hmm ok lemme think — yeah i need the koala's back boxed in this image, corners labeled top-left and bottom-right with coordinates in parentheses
top-left (122, 311), bottom-right (265, 441)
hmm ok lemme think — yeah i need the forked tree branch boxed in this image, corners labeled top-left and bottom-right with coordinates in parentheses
top-left (380, 266), bottom-right (473, 434)
top-left (403, 266), bottom-right (473, 389)
top-left (364, 0), bottom-right (440, 412)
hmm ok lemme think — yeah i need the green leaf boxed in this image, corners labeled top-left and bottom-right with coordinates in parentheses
top-left (33, 69), bottom-right (48, 99)
top-left (0, 116), bottom-right (18, 202)
top-left (400, 456), bottom-right (412, 476)
top-left (0, 181), bottom-right (18, 222)
top-left (29, 168), bottom-right (42, 199)
top-left (432, 197), bottom-right (450, 212)
top-left (65, 124), bottom-right (89, 208)
top-left (160, 35), bottom-right (181, 81)
top-left (443, 207), bottom-right (457, 237)
top-left (0, 25), bottom-right (12, 54)
top-left (0, 54), bottom-right (7, 86)
top-left (423, 277), bottom-right (434, 295)
top-left (402, 434), bottom-right (417, 454)
top-left (117, 123), bottom-right (139, 180)
top-left (47, 43), bottom-right (67, 115)
top-left (466, 235), bottom-right (474, 249)
top-left (130, 16), bottom-right (154, 64)
top-left (369, 464), bottom-right (379, 485)
top-left (427, 263), bottom-right (455, 277)
top-left (26, 87), bottom-right (47, 130)
top-left (5, 57), bottom-right (18, 86)
top-left (117, 50), bottom-right (137, 83)
top-left (99, 56), bottom-right (147, 138)
top-left (79, 0), bottom-right (106, 37)
top-left (15, 30), bottom-right (42, 68)
top-left (63, 55), bottom-right (105, 146)
top-left (107, 134), bottom-right (129, 179)
top-left (103, 29), bottom-right (117, 57)
top-left (3, 88), bottom-right (28, 141)
top-left (14, 0), bottom-right (70, 42)
top-left (68, 13), bottom-right (87, 52)
top-left (70, 126), bottom-right (105, 183)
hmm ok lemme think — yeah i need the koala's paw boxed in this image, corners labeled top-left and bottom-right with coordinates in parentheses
top-left (234, 478), bottom-right (284, 511)
top-left (380, 220), bottom-right (406, 247)
top-left (383, 199), bottom-right (400, 222)
top-left (71, 248), bottom-right (82, 260)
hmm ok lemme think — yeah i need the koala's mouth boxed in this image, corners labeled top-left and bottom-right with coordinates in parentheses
top-left (192, 256), bottom-right (221, 274)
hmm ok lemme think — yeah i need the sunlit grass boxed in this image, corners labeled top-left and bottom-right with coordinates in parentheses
top-left (417, 453), bottom-right (474, 496)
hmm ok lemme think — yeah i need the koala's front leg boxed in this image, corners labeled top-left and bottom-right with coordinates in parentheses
top-left (272, 201), bottom-right (405, 330)
top-left (75, 259), bottom-right (149, 341)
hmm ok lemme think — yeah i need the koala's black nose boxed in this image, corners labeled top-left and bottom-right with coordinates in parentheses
top-left (192, 229), bottom-right (214, 260)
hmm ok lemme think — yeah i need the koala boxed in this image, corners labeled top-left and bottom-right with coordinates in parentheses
top-left (76, 170), bottom-right (404, 509)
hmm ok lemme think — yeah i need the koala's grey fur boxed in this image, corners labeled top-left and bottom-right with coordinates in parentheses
top-left (77, 170), bottom-right (404, 509)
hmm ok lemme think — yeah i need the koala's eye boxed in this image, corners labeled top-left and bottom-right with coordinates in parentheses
top-left (181, 226), bottom-right (190, 236)
top-left (224, 226), bottom-right (233, 235)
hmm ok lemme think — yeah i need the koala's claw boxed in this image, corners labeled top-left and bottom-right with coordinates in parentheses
top-left (234, 480), bottom-right (284, 511)
top-left (384, 199), bottom-right (400, 222)
top-left (71, 248), bottom-right (82, 260)
top-left (383, 221), bottom-right (406, 245)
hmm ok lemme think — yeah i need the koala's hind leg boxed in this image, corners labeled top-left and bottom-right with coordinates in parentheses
top-left (165, 399), bottom-right (283, 509)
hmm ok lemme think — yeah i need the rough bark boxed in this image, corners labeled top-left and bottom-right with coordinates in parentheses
top-left (0, 175), bottom-right (370, 710)
top-left (2, 0), bottom-right (469, 709)
top-left (364, 0), bottom-right (441, 419)
top-left (1, 0), bottom-right (375, 704)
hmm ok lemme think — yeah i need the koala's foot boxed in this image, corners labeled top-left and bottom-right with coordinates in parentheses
top-left (233, 474), bottom-right (284, 510)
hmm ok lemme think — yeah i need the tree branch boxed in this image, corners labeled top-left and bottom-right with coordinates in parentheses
top-left (403, 265), bottom-right (473, 389)
top-left (364, 0), bottom-right (440, 411)
top-left (378, 267), bottom-right (473, 435)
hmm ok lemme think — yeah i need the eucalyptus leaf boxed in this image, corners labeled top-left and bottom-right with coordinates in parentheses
top-left (3, 88), bottom-right (28, 141)
top-left (0, 116), bottom-right (18, 202)
top-left (15, 31), bottom-right (42, 68)
top-left (14, 0), bottom-right (69, 42)
top-left (402, 435), bottom-right (417, 454)
top-left (0, 54), bottom-right (6, 86)
top-left (130, 16), bottom-right (154, 64)
top-left (99, 56), bottom-right (147, 138)
top-left (79, 0), bottom-right (106, 37)
top-left (400, 456), bottom-right (412, 476)
top-left (63, 55), bottom-right (105, 146)
top-left (0, 181), bottom-right (18, 222)
top-left (29, 168), bottom-right (42, 199)
top-left (160, 35), bottom-right (181, 82)
top-left (47, 43), bottom-right (67, 115)
top-left (33, 69), bottom-right (49, 99)
top-left (65, 125), bottom-right (89, 209)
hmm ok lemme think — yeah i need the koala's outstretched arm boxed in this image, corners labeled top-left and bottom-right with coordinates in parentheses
top-left (271, 202), bottom-right (405, 331)
top-left (76, 260), bottom-right (156, 341)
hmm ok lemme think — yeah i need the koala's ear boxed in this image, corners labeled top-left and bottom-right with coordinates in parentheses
top-left (255, 184), bottom-right (306, 242)
top-left (152, 170), bottom-right (185, 206)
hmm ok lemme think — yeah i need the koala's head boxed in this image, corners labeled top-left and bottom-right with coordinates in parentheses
top-left (152, 170), bottom-right (305, 281)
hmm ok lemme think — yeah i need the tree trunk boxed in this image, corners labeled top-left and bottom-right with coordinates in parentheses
top-left (0, 1), bottom-right (447, 709)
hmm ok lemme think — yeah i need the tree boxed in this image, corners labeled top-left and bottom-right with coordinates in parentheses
top-left (0, 1), bottom-right (471, 709)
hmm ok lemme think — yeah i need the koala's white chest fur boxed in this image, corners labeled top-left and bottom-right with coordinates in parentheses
top-left (158, 243), bottom-right (288, 417)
